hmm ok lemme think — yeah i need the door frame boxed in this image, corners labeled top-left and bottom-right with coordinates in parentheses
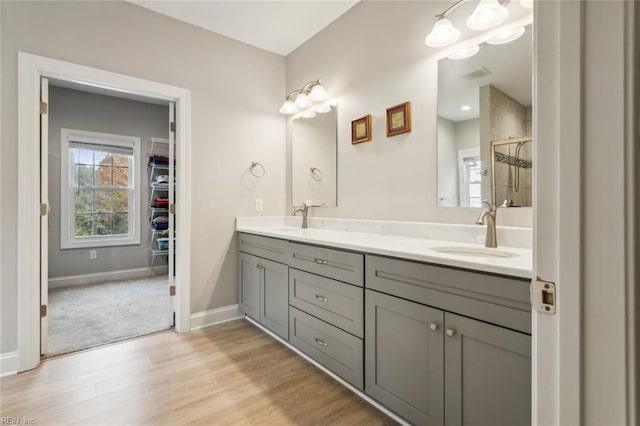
top-left (17, 52), bottom-right (192, 372)
top-left (533, 1), bottom-right (638, 423)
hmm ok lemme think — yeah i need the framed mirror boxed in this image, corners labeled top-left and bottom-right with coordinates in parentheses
top-left (436, 24), bottom-right (532, 208)
top-left (292, 105), bottom-right (337, 206)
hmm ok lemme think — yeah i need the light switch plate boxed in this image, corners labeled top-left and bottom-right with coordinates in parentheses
top-left (89, 250), bottom-right (97, 260)
top-left (255, 198), bottom-right (264, 212)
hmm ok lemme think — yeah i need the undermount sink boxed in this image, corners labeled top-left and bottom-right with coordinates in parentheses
top-left (429, 246), bottom-right (519, 259)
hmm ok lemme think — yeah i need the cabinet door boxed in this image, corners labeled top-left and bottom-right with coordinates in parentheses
top-left (365, 290), bottom-right (444, 425)
top-left (260, 258), bottom-right (289, 340)
top-left (238, 252), bottom-right (261, 320)
top-left (444, 313), bottom-right (531, 426)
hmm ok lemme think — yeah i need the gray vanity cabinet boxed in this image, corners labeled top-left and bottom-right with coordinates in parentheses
top-left (365, 288), bottom-right (531, 426)
top-left (365, 289), bottom-right (444, 426)
top-left (237, 232), bottom-right (532, 425)
top-left (238, 252), bottom-right (261, 320)
top-left (238, 250), bottom-right (289, 340)
top-left (444, 312), bottom-right (531, 426)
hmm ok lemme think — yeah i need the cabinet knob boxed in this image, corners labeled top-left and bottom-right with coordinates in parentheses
top-left (446, 329), bottom-right (455, 337)
top-left (430, 323), bottom-right (439, 331)
top-left (315, 337), bottom-right (328, 347)
top-left (315, 295), bottom-right (329, 302)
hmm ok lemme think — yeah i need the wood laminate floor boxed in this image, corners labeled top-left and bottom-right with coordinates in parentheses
top-left (0, 319), bottom-right (395, 425)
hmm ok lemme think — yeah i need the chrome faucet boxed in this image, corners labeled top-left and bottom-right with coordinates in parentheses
top-left (476, 200), bottom-right (497, 248)
top-left (291, 202), bottom-right (324, 229)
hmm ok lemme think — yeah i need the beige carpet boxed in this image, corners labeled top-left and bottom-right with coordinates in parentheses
top-left (47, 275), bottom-right (172, 356)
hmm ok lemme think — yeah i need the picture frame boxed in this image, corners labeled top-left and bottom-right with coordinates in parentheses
top-left (386, 101), bottom-right (412, 137)
top-left (351, 114), bottom-right (372, 144)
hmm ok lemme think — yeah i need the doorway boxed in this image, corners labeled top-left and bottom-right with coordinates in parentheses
top-left (17, 52), bottom-right (192, 372)
top-left (43, 82), bottom-right (176, 357)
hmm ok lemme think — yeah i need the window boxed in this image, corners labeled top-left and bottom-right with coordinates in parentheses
top-left (60, 129), bottom-right (141, 249)
top-left (463, 156), bottom-right (483, 208)
top-left (458, 148), bottom-right (482, 208)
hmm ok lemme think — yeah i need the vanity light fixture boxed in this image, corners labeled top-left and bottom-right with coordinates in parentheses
top-left (486, 26), bottom-right (525, 45)
top-left (313, 103), bottom-right (332, 114)
top-left (466, 0), bottom-right (509, 31)
top-left (520, 0), bottom-right (533, 9)
top-left (424, 17), bottom-right (461, 47)
top-left (425, 0), bottom-right (521, 48)
top-left (279, 79), bottom-right (329, 115)
top-left (447, 44), bottom-right (480, 60)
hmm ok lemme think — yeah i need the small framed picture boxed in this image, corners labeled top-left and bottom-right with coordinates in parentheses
top-left (386, 101), bottom-right (412, 137)
top-left (351, 114), bottom-right (372, 144)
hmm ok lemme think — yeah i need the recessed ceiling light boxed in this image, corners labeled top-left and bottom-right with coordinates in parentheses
top-left (461, 105), bottom-right (472, 111)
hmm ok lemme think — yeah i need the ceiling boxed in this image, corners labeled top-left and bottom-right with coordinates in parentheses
top-left (129, 0), bottom-right (360, 56)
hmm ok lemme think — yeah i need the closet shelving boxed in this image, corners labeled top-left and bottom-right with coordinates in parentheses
top-left (148, 137), bottom-right (175, 261)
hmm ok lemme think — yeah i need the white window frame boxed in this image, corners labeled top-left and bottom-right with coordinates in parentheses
top-left (60, 128), bottom-right (141, 249)
top-left (457, 147), bottom-right (481, 207)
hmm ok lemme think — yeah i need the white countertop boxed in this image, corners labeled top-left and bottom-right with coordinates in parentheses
top-left (236, 217), bottom-right (533, 279)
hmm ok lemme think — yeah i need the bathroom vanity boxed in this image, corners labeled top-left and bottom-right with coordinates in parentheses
top-left (236, 217), bottom-right (532, 426)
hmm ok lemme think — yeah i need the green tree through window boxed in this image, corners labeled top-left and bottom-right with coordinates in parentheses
top-left (71, 148), bottom-right (132, 238)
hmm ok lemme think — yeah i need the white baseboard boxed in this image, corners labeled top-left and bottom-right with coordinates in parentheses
top-left (0, 351), bottom-right (19, 378)
top-left (190, 305), bottom-right (242, 331)
top-left (48, 266), bottom-right (169, 289)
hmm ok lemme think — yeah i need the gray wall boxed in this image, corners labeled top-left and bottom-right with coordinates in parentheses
top-left (284, 1), bottom-right (532, 227)
top-left (48, 86), bottom-right (169, 279)
top-left (1, 1), bottom-right (286, 354)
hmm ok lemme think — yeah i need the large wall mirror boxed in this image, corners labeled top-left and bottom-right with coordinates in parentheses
top-left (292, 105), bottom-right (337, 206)
top-left (437, 24), bottom-right (533, 208)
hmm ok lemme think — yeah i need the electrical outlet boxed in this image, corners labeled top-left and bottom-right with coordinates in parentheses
top-left (255, 198), bottom-right (264, 212)
top-left (89, 250), bottom-right (97, 260)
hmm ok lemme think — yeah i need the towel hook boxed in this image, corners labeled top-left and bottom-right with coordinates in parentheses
top-left (310, 167), bottom-right (323, 181)
top-left (250, 162), bottom-right (266, 178)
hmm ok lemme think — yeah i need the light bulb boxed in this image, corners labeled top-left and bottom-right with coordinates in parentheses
top-left (447, 45), bottom-right (480, 60)
top-left (279, 100), bottom-right (298, 114)
top-left (486, 26), bottom-right (526, 45)
top-left (308, 84), bottom-right (329, 102)
top-left (425, 17), bottom-right (461, 48)
top-left (466, 0), bottom-right (509, 31)
top-left (295, 93), bottom-right (312, 109)
top-left (301, 110), bottom-right (316, 119)
top-left (461, 105), bottom-right (472, 111)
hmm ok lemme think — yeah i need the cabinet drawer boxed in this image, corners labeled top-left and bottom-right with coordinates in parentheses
top-left (366, 255), bottom-right (531, 334)
top-left (289, 268), bottom-right (363, 338)
top-left (238, 233), bottom-right (288, 264)
top-left (289, 306), bottom-right (363, 389)
top-left (289, 242), bottom-right (364, 286)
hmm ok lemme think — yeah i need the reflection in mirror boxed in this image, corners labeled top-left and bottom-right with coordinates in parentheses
top-left (491, 137), bottom-right (532, 207)
top-left (292, 105), bottom-right (337, 206)
top-left (437, 24), bottom-right (532, 208)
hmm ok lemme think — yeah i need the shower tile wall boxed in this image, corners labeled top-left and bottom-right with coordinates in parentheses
top-left (482, 85), bottom-right (533, 207)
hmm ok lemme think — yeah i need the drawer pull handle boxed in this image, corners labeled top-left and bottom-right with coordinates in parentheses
top-left (315, 337), bottom-right (328, 347)
top-left (430, 323), bottom-right (439, 331)
top-left (315, 295), bottom-right (329, 302)
top-left (446, 328), bottom-right (455, 337)
top-left (314, 258), bottom-right (328, 265)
